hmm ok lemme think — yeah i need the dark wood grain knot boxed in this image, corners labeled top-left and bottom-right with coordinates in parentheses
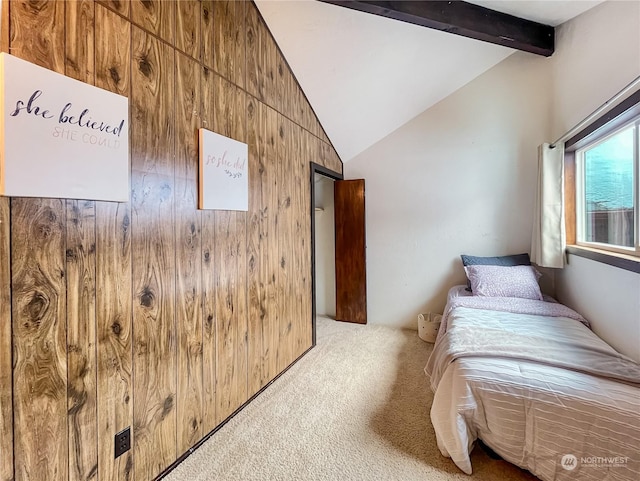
top-left (141, 0), bottom-right (153, 10)
top-left (189, 341), bottom-right (202, 357)
top-left (203, 5), bottom-right (210, 22)
top-left (136, 340), bottom-right (148, 355)
top-left (204, 250), bottom-right (210, 263)
top-left (285, 196), bottom-right (291, 207)
top-left (46, 208), bottom-right (57, 222)
top-left (88, 242), bottom-right (96, 255)
top-left (66, 248), bottom-right (76, 260)
top-left (159, 183), bottom-right (172, 201)
top-left (122, 213), bottom-right (130, 231)
top-left (124, 395), bottom-right (130, 404)
top-left (279, 126), bottom-right (284, 139)
top-left (87, 464), bottom-right (98, 481)
top-left (111, 322), bottom-right (121, 336)
top-left (38, 223), bottom-right (52, 238)
top-left (206, 314), bottom-right (213, 329)
top-left (189, 223), bottom-right (196, 235)
top-left (138, 55), bottom-right (153, 78)
top-left (280, 257), bottom-right (285, 268)
top-left (26, 292), bottom-right (49, 324)
top-left (278, 64), bottom-right (284, 77)
top-left (272, 274), bottom-right (275, 283)
top-left (249, 256), bottom-right (255, 270)
top-left (68, 387), bottom-right (88, 416)
top-left (140, 287), bottom-right (154, 308)
top-left (70, 204), bottom-right (81, 222)
top-left (67, 58), bottom-right (79, 73)
top-left (161, 395), bottom-right (174, 420)
top-left (191, 419), bottom-right (198, 430)
top-left (109, 67), bottom-right (121, 85)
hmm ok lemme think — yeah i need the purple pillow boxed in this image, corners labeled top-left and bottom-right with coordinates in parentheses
top-left (463, 265), bottom-right (543, 300)
top-left (460, 253), bottom-right (531, 292)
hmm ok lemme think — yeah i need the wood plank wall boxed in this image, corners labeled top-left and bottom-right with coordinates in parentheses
top-left (0, 1), bottom-right (343, 481)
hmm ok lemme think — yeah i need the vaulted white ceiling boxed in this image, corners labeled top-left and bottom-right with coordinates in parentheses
top-left (255, 0), bottom-right (603, 162)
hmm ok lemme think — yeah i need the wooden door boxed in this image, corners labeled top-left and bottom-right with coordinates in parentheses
top-left (334, 179), bottom-right (367, 324)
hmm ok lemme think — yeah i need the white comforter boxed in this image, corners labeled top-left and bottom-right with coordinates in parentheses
top-left (425, 291), bottom-right (640, 481)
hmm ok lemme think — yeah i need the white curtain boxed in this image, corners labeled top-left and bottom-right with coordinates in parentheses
top-left (531, 142), bottom-right (566, 268)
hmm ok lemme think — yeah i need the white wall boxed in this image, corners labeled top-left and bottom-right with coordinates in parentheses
top-left (345, 0), bottom-right (640, 359)
top-left (345, 51), bottom-right (552, 328)
top-left (550, 0), bottom-right (640, 362)
top-left (556, 256), bottom-right (640, 361)
top-left (549, 1), bottom-right (640, 139)
top-left (314, 175), bottom-right (336, 317)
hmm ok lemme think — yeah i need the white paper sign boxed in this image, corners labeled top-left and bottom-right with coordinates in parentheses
top-left (199, 128), bottom-right (248, 211)
top-left (0, 53), bottom-right (129, 201)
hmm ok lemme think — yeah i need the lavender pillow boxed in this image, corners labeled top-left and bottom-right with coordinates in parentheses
top-left (460, 253), bottom-right (531, 292)
top-left (463, 265), bottom-right (543, 300)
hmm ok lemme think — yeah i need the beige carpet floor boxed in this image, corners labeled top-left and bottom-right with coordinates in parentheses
top-left (163, 317), bottom-right (540, 481)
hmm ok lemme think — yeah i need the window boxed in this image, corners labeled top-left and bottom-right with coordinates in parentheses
top-left (575, 118), bottom-right (638, 255)
top-left (564, 88), bottom-right (640, 264)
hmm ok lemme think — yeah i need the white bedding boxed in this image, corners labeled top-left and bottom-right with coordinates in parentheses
top-left (425, 287), bottom-right (640, 481)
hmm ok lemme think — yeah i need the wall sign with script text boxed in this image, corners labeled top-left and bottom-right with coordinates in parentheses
top-left (0, 53), bottom-right (129, 202)
top-left (198, 128), bottom-right (248, 211)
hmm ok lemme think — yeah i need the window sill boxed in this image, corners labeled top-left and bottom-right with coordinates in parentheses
top-left (566, 245), bottom-right (640, 274)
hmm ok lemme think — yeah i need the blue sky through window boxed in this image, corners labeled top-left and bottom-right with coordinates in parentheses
top-left (584, 126), bottom-right (634, 211)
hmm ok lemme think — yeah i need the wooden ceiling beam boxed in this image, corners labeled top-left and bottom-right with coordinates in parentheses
top-left (320, 1), bottom-right (555, 57)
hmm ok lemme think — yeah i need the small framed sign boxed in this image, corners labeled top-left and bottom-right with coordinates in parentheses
top-left (198, 128), bottom-right (248, 211)
top-left (0, 53), bottom-right (129, 202)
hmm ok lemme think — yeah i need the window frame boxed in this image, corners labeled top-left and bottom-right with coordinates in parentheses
top-left (574, 117), bottom-right (639, 256)
top-left (564, 89), bottom-right (640, 269)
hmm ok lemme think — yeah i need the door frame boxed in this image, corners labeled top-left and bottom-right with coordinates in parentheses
top-left (310, 162), bottom-right (343, 347)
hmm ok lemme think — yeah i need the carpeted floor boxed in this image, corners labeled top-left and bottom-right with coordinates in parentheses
top-left (163, 317), bottom-right (539, 481)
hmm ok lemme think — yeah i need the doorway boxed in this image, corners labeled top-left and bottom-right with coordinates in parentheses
top-left (310, 163), bottom-right (367, 346)
top-left (314, 173), bottom-right (336, 318)
top-left (310, 163), bottom-right (342, 346)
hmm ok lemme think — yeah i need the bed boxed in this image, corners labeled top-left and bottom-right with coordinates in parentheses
top-left (425, 285), bottom-right (640, 481)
